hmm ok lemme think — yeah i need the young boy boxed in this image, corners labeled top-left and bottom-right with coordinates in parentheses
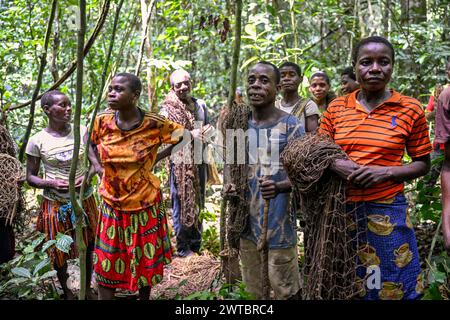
top-left (225, 62), bottom-right (304, 299)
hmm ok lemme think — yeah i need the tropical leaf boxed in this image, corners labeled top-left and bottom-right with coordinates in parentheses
top-left (33, 258), bottom-right (51, 276)
top-left (11, 267), bottom-right (31, 278)
top-left (55, 233), bottom-right (74, 254)
top-left (41, 240), bottom-right (56, 252)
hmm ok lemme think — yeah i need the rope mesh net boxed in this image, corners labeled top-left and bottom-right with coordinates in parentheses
top-left (0, 125), bottom-right (24, 225)
top-left (220, 101), bottom-right (251, 256)
top-left (281, 133), bottom-right (367, 300)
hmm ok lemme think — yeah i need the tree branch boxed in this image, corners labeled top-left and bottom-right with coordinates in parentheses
top-left (70, 0), bottom-right (87, 301)
top-left (80, 0), bottom-right (125, 198)
top-left (18, 0), bottom-right (58, 162)
top-left (227, 0), bottom-right (242, 108)
top-left (135, 0), bottom-right (156, 76)
top-left (7, 0), bottom-right (111, 112)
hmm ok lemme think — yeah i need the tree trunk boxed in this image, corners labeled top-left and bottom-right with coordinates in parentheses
top-left (222, 0), bottom-right (243, 285)
top-left (18, 0), bottom-right (58, 162)
top-left (50, 3), bottom-right (60, 82)
top-left (70, 0), bottom-right (87, 301)
top-left (226, 0), bottom-right (242, 108)
top-left (135, 0), bottom-right (155, 78)
top-left (80, 0), bottom-right (125, 198)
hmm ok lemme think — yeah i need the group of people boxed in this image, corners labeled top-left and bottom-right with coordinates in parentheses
top-left (3, 34), bottom-right (449, 301)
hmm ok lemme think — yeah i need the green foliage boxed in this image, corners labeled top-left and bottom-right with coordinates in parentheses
top-left (0, 232), bottom-right (60, 300)
top-left (181, 281), bottom-right (253, 300)
top-left (422, 252), bottom-right (450, 300)
top-left (201, 227), bottom-right (220, 257)
top-left (199, 208), bottom-right (220, 256)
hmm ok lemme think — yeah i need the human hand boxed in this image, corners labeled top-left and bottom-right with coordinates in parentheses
top-left (330, 159), bottom-right (360, 180)
top-left (191, 128), bottom-right (204, 141)
top-left (75, 176), bottom-right (85, 188)
top-left (347, 166), bottom-right (393, 188)
top-left (93, 163), bottom-right (103, 179)
top-left (49, 179), bottom-right (69, 192)
top-left (222, 183), bottom-right (237, 199)
top-left (259, 178), bottom-right (278, 200)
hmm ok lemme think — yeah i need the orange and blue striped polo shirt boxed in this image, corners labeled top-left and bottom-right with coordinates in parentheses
top-left (319, 89), bottom-right (432, 202)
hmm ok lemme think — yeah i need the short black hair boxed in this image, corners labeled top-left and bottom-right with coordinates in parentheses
top-left (352, 36), bottom-right (395, 64)
top-left (41, 90), bottom-right (66, 108)
top-left (310, 71), bottom-right (331, 85)
top-left (279, 62), bottom-right (302, 77)
top-left (341, 66), bottom-right (356, 81)
top-left (114, 72), bottom-right (142, 94)
top-left (255, 61), bottom-right (281, 84)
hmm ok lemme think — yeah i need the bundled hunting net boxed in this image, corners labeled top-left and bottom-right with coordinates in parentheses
top-left (221, 101), bottom-right (251, 254)
top-left (281, 133), bottom-right (366, 300)
top-left (152, 252), bottom-right (221, 299)
top-left (161, 90), bottom-right (201, 228)
top-left (0, 125), bottom-right (24, 225)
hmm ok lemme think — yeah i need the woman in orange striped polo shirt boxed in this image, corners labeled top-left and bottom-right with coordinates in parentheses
top-left (319, 36), bottom-right (432, 300)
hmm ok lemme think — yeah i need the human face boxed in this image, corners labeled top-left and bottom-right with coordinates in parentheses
top-left (107, 76), bottom-right (138, 110)
top-left (341, 74), bottom-right (359, 94)
top-left (280, 66), bottom-right (301, 93)
top-left (172, 73), bottom-right (192, 102)
top-left (247, 64), bottom-right (279, 108)
top-left (309, 76), bottom-right (330, 101)
top-left (354, 42), bottom-right (393, 93)
top-left (44, 94), bottom-right (71, 123)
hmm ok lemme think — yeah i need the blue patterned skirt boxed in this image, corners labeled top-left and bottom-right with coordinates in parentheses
top-left (347, 194), bottom-right (424, 300)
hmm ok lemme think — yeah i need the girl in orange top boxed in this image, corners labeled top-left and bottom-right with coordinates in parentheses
top-left (91, 73), bottom-right (184, 300)
top-left (319, 36), bottom-right (432, 300)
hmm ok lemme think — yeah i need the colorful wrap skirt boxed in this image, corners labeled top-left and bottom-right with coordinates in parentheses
top-left (347, 194), bottom-right (424, 300)
top-left (94, 193), bottom-right (172, 291)
top-left (37, 195), bottom-right (98, 269)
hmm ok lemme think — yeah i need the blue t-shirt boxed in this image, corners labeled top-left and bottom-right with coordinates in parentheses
top-left (241, 114), bottom-right (304, 249)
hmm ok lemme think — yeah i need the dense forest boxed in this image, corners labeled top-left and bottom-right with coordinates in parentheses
top-left (0, 0), bottom-right (450, 300)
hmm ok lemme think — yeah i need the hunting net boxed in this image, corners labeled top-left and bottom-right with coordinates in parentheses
top-left (281, 133), bottom-right (367, 300)
top-left (0, 125), bottom-right (24, 225)
top-left (152, 252), bottom-right (221, 299)
top-left (220, 101), bottom-right (251, 255)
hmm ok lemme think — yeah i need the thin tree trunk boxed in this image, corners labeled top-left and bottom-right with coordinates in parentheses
top-left (135, 0), bottom-right (155, 76)
top-left (80, 0), bottom-right (125, 198)
top-left (18, 0), bottom-right (58, 162)
top-left (50, 3), bottom-right (60, 82)
top-left (99, 4), bottom-right (137, 101)
top-left (70, 0), bottom-right (87, 301)
top-left (222, 0), bottom-right (243, 285)
top-left (289, 0), bottom-right (299, 63)
top-left (8, 0), bottom-right (111, 112)
top-left (226, 0), bottom-right (242, 108)
top-left (272, 0), bottom-right (288, 56)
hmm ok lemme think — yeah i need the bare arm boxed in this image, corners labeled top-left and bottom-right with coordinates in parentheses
top-left (426, 110), bottom-right (436, 122)
top-left (442, 144), bottom-right (450, 255)
top-left (305, 114), bottom-right (319, 132)
top-left (26, 155), bottom-right (69, 191)
top-left (87, 141), bottom-right (102, 178)
top-left (347, 155), bottom-right (430, 188)
top-left (155, 145), bottom-right (176, 164)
